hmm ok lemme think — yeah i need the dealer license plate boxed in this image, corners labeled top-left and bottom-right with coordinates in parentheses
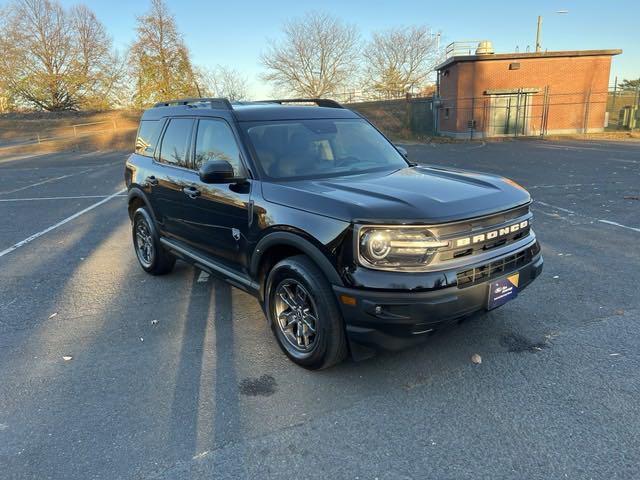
top-left (487, 273), bottom-right (520, 310)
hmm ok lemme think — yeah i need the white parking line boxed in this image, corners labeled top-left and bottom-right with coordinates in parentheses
top-left (0, 173), bottom-right (79, 195)
top-left (529, 183), bottom-right (600, 189)
top-left (0, 189), bottom-right (126, 259)
top-left (0, 152), bottom-right (52, 164)
top-left (0, 150), bottom-right (106, 165)
top-left (536, 144), bottom-right (600, 150)
top-left (0, 160), bottom-right (122, 196)
top-left (536, 201), bottom-right (576, 215)
top-left (598, 220), bottom-right (640, 233)
top-left (0, 194), bottom-right (126, 202)
top-left (535, 201), bottom-right (640, 234)
top-left (534, 143), bottom-right (640, 154)
top-left (608, 157), bottom-right (639, 164)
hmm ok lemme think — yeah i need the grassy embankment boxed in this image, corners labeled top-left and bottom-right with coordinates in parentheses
top-left (0, 110), bottom-right (141, 158)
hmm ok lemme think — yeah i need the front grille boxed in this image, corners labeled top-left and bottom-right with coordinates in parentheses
top-left (456, 242), bottom-right (540, 288)
top-left (428, 204), bottom-right (534, 266)
top-left (439, 225), bottom-right (531, 261)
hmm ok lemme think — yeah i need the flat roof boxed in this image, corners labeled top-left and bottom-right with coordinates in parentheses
top-left (436, 49), bottom-right (622, 71)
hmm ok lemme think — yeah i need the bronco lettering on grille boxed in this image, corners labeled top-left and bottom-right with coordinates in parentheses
top-left (455, 220), bottom-right (529, 247)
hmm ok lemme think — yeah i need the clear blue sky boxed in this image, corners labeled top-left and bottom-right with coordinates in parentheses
top-left (55, 0), bottom-right (639, 97)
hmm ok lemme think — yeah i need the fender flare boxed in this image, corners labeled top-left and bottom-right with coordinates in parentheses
top-left (127, 187), bottom-right (157, 223)
top-left (250, 231), bottom-right (344, 286)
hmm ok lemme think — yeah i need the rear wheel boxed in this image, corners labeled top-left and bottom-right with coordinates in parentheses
top-left (132, 207), bottom-right (175, 275)
top-left (265, 255), bottom-right (348, 369)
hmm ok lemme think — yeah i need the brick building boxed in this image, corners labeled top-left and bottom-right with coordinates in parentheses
top-left (435, 45), bottom-right (622, 138)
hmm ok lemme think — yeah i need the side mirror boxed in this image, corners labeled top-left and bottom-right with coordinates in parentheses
top-left (396, 145), bottom-right (408, 158)
top-left (199, 160), bottom-right (238, 184)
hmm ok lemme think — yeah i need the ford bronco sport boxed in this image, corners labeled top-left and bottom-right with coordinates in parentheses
top-left (125, 98), bottom-right (543, 369)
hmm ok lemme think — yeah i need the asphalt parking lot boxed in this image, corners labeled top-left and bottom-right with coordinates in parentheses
top-left (1, 139), bottom-right (639, 480)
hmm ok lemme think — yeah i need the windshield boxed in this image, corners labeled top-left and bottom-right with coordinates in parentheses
top-left (243, 118), bottom-right (408, 180)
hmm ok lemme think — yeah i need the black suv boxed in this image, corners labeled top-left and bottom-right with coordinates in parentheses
top-left (125, 98), bottom-right (543, 369)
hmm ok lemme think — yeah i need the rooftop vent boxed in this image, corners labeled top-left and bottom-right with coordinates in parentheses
top-left (475, 41), bottom-right (495, 55)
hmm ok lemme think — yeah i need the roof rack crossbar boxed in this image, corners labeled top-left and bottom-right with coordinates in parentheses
top-left (153, 97), bottom-right (233, 110)
top-left (259, 98), bottom-right (343, 109)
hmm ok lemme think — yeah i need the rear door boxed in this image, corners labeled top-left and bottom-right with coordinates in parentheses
top-left (177, 117), bottom-right (252, 273)
top-left (152, 117), bottom-right (196, 238)
top-left (132, 118), bottom-right (164, 214)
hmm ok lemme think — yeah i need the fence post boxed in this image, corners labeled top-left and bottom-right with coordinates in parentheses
top-left (514, 89), bottom-right (522, 137)
top-left (112, 118), bottom-right (117, 131)
top-left (541, 86), bottom-right (550, 138)
top-left (469, 96), bottom-right (475, 140)
top-left (73, 125), bottom-right (77, 137)
top-left (612, 77), bottom-right (618, 127)
top-left (583, 88), bottom-right (592, 134)
top-left (539, 89), bottom-right (545, 138)
top-left (482, 98), bottom-right (488, 138)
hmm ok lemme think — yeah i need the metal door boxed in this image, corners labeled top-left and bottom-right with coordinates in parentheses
top-left (491, 94), bottom-right (527, 136)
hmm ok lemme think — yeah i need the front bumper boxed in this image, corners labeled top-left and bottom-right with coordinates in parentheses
top-left (334, 242), bottom-right (543, 358)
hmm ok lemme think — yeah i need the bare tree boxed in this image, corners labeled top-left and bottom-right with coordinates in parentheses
top-left (261, 12), bottom-right (359, 97)
top-left (0, 0), bottom-right (122, 110)
top-left (362, 26), bottom-right (441, 98)
top-left (70, 5), bottom-right (125, 109)
top-left (196, 66), bottom-right (251, 101)
top-left (129, 0), bottom-right (200, 107)
top-left (0, 5), bottom-right (16, 111)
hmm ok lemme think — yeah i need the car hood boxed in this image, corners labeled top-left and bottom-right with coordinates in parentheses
top-left (261, 166), bottom-right (531, 223)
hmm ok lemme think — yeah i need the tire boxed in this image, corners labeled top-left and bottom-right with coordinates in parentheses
top-left (264, 255), bottom-right (348, 369)
top-left (132, 207), bottom-right (176, 275)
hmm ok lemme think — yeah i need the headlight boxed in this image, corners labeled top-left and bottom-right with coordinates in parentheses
top-left (358, 226), bottom-right (449, 271)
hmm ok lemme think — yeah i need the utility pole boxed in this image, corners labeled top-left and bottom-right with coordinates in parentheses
top-left (536, 11), bottom-right (567, 53)
top-left (535, 16), bottom-right (542, 52)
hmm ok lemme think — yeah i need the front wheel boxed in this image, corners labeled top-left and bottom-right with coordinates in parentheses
top-left (132, 207), bottom-right (175, 275)
top-left (265, 255), bottom-right (348, 369)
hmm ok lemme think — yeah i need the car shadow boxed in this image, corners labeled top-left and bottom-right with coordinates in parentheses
top-left (167, 269), bottom-right (212, 456)
top-left (166, 273), bottom-right (242, 460)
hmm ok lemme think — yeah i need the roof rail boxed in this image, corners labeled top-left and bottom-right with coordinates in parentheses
top-left (153, 98), bottom-right (233, 110)
top-left (259, 98), bottom-right (343, 109)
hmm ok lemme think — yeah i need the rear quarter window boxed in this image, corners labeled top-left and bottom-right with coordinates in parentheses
top-left (135, 120), bottom-right (162, 157)
top-left (158, 118), bottom-right (194, 168)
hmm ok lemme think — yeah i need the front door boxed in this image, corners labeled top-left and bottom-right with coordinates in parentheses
top-left (178, 118), bottom-right (252, 274)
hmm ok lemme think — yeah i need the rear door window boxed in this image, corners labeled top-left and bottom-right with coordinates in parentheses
top-left (194, 119), bottom-right (243, 175)
top-left (158, 118), bottom-right (194, 168)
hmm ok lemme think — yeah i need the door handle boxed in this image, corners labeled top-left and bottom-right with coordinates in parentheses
top-left (145, 175), bottom-right (158, 186)
top-left (182, 186), bottom-right (201, 199)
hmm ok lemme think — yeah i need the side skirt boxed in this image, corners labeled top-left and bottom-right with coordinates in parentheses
top-left (159, 237), bottom-right (260, 295)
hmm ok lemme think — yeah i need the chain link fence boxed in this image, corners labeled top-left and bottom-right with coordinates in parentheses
top-left (437, 88), bottom-right (640, 139)
top-left (341, 86), bottom-right (639, 140)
